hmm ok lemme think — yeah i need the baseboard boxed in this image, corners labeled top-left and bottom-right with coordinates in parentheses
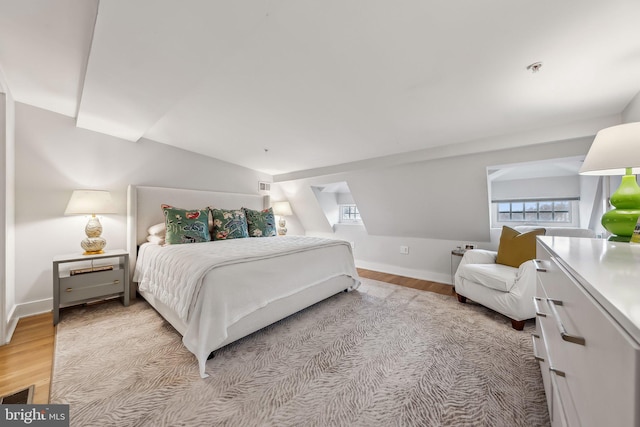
top-left (355, 260), bottom-right (452, 285)
top-left (14, 297), bottom-right (52, 320)
top-left (5, 304), bottom-right (18, 344)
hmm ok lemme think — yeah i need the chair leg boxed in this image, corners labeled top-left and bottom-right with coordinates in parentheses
top-left (456, 293), bottom-right (467, 303)
top-left (511, 319), bottom-right (525, 331)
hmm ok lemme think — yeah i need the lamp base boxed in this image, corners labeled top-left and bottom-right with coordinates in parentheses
top-left (278, 217), bottom-right (288, 236)
top-left (601, 172), bottom-right (640, 241)
top-left (81, 216), bottom-right (107, 255)
top-left (602, 208), bottom-right (640, 240)
top-left (83, 250), bottom-right (105, 255)
top-left (607, 235), bottom-right (632, 243)
top-left (81, 236), bottom-right (106, 255)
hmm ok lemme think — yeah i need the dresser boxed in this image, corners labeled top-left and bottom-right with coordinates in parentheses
top-left (534, 236), bottom-right (640, 427)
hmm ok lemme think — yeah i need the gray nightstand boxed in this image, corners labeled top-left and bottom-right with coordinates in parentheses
top-left (52, 250), bottom-right (130, 325)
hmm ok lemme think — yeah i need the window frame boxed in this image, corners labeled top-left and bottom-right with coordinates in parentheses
top-left (338, 204), bottom-right (362, 224)
top-left (491, 198), bottom-right (579, 228)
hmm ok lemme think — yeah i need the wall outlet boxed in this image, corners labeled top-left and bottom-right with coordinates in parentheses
top-left (400, 246), bottom-right (409, 255)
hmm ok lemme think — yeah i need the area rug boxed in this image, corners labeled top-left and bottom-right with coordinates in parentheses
top-left (51, 279), bottom-right (549, 426)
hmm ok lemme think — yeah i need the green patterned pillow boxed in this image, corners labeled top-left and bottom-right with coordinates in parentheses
top-left (210, 208), bottom-right (249, 240)
top-left (243, 207), bottom-right (277, 237)
top-left (162, 205), bottom-right (211, 244)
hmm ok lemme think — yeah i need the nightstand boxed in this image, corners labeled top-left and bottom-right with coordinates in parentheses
top-left (450, 248), bottom-right (466, 287)
top-left (52, 250), bottom-right (130, 325)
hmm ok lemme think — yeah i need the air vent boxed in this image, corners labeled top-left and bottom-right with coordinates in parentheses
top-left (259, 182), bottom-right (271, 194)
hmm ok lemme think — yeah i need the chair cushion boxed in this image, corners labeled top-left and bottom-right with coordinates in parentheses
top-left (458, 263), bottom-right (519, 292)
top-left (496, 226), bottom-right (545, 268)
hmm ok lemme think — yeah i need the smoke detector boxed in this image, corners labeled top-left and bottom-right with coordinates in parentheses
top-left (526, 62), bottom-right (543, 73)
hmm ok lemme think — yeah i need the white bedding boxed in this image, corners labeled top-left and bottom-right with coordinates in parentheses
top-left (133, 235), bottom-right (360, 377)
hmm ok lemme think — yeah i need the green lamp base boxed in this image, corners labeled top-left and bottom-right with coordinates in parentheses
top-left (602, 208), bottom-right (640, 238)
top-left (607, 235), bottom-right (632, 242)
top-left (602, 172), bottom-right (640, 241)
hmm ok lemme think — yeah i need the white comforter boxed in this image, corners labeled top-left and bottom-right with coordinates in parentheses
top-left (134, 235), bottom-right (359, 377)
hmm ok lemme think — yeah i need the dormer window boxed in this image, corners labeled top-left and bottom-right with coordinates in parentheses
top-left (339, 204), bottom-right (361, 224)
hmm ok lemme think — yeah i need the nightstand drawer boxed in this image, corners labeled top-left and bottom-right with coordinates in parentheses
top-left (59, 269), bottom-right (125, 304)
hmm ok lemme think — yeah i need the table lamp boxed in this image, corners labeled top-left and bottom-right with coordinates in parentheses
top-left (579, 122), bottom-right (640, 241)
top-left (272, 201), bottom-right (293, 235)
top-left (64, 190), bottom-right (116, 254)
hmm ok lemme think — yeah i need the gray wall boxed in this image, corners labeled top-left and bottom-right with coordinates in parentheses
top-left (14, 103), bottom-right (270, 316)
top-left (277, 137), bottom-right (593, 283)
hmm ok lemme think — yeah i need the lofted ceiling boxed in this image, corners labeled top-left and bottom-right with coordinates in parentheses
top-left (1, 0), bottom-right (639, 175)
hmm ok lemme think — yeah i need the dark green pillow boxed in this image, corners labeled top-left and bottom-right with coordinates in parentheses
top-left (210, 208), bottom-right (249, 240)
top-left (162, 205), bottom-right (210, 244)
top-left (243, 207), bottom-right (277, 237)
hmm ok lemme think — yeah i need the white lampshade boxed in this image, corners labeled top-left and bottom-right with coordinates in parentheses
top-left (272, 201), bottom-right (293, 216)
top-left (579, 122), bottom-right (640, 176)
top-left (64, 190), bottom-right (116, 215)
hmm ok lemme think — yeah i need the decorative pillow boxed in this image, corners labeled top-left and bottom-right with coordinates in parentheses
top-left (243, 207), bottom-right (277, 237)
top-left (210, 208), bottom-right (249, 240)
top-left (147, 222), bottom-right (166, 236)
top-left (496, 226), bottom-right (546, 268)
top-left (162, 205), bottom-right (211, 244)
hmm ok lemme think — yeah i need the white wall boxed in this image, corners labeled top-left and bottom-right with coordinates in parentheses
top-left (276, 136), bottom-right (593, 284)
top-left (0, 84), bottom-right (16, 343)
top-left (14, 103), bottom-right (270, 316)
top-left (0, 92), bottom-right (5, 343)
top-left (622, 90), bottom-right (640, 123)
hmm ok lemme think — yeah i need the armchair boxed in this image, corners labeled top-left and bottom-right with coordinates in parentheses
top-left (454, 227), bottom-right (595, 330)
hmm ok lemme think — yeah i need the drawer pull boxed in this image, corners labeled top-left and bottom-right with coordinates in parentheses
top-left (547, 298), bottom-right (586, 346)
top-left (66, 288), bottom-right (73, 292)
top-left (113, 280), bottom-right (120, 285)
top-left (550, 367), bottom-right (566, 377)
top-left (533, 297), bottom-right (547, 317)
top-left (532, 259), bottom-right (547, 272)
top-left (531, 335), bottom-right (544, 362)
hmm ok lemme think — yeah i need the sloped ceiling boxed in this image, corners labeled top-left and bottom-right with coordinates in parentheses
top-left (1, 0), bottom-right (639, 175)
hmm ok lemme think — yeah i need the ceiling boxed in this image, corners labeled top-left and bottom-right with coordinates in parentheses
top-left (1, 0), bottom-right (639, 176)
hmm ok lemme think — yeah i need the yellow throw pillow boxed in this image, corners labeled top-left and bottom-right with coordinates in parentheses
top-left (496, 226), bottom-right (546, 268)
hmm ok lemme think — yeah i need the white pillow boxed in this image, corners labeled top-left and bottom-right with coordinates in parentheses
top-left (147, 222), bottom-right (166, 236)
top-left (146, 235), bottom-right (165, 245)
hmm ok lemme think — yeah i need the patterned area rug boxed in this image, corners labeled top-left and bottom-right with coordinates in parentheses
top-left (51, 279), bottom-right (549, 426)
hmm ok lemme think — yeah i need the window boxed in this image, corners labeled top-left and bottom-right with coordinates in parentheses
top-left (339, 204), bottom-right (361, 223)
top-left (496, 199), bottom-right (572, 223)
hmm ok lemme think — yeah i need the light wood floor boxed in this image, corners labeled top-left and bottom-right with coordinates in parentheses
top-left (0, 312), bottom-right (54, 404)
top-left (0, 270), bottom-right (452, 404)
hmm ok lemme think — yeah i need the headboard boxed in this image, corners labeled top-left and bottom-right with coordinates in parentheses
top-left (126, 185), bottom-right (269, 296)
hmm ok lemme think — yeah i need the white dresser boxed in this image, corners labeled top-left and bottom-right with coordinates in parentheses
top-left (534, 236), bottom-right (640, 427)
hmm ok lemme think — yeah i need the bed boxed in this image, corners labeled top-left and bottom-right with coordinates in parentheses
top-left (126, 185), bottom-right (360, 378)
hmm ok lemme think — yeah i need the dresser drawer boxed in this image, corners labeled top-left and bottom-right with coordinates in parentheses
top-left (534, 280), bottom-right (552, 413)
top-left (59, 269), bottom-right (125, 304)
top-left (537, 256), bottom-right (640, 427)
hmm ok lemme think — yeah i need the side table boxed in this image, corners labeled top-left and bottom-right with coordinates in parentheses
top-left (53, 250), bottom-right (130, 325)
top-left (450, 248), bottom-right (466, 287)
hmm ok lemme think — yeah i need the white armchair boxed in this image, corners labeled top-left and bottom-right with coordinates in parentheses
top-left (454, 227), bottom-right (596, 330)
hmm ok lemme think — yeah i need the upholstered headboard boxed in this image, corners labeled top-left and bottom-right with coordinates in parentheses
top-left (126, 185), bottom-right (269, 296)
